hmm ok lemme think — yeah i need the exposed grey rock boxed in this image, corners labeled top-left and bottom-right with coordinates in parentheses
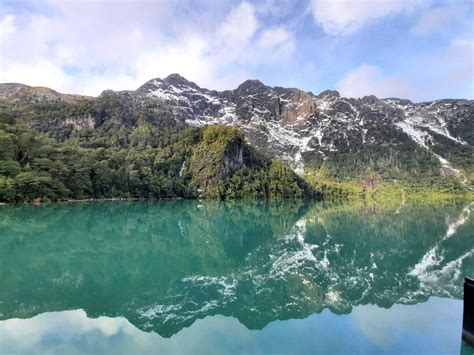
top-left (134, 75), bottom-right (472, 177)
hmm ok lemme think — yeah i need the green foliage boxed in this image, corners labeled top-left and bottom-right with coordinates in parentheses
top-left (215, 159), bottom-right (316, 200)
top-left (306, 145), bottom-right (441, 181)
top-left (303, 167), bottom-right (473, 202)
top-left (0, 176), bottom-right (15, 202)
top-left (0, 115), bottom-right (313, 202)
top-left (0, 160), bottom-right (21, 177)
top-left (202, 125), bottom-right (244, 146)
top-left (0, 129), bottom-right (15, 160)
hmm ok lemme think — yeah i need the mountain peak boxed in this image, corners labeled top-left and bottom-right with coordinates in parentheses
top-left (164, 73), bottom-right (188, 82)
top-left (317, 90), bottom-right (340, 99)
top-left (163, 73), bottom-right (200, 89)
top-left (136, 74), bottom-right (201, 95)
top-left (236, 79), bottom-right (268, 92)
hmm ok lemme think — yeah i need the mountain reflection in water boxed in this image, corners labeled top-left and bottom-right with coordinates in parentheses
top-left (0, 200), bottom-right (473, 353)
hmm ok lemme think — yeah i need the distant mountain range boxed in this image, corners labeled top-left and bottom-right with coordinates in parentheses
top-left (1, 74), bottom-right (473, 188)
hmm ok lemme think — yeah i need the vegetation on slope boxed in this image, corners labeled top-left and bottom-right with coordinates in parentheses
top-left (0, 112), bottom-right (314, 202)
top-left (304, 166), bottom-right (472, 201)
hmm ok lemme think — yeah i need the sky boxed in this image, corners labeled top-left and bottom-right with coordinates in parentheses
top-left (0, 0), bottom-right (473, 101)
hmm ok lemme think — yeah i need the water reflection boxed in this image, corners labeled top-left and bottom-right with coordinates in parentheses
top-left (0, 200), bottom-right (473, 347)
top-left (0, 298), bottom-right (466, 354)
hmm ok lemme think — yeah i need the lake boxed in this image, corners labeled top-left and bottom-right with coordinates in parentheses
top-left (0, 200), bottom-right (473, 354)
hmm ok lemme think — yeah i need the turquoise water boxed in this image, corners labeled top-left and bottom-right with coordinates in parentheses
top-left (0, 200), bottom-right (473, 354)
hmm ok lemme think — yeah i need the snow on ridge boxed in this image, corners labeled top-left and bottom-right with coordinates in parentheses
top-left (392, 99), bottom-right (468, 145)
top-left (406, 115), bottom-right (467, 145)
top-left (146, 79), bottom-right (232, 118)
top-left (395, 121), bottom-right (432, 149)
top-left (145, 80), bottom-right (354, 172)
top-left (185, 101), bottom-right (238, 126)
top-left (140, 78), bottom-right (470, 177)
top-left (396, 119), bottom-right (467, 181)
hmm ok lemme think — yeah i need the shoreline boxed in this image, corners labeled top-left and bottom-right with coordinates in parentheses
top-left (0, 196), bottom-right (187, 206)
top-left (0, 193), bottom-right (472, 207)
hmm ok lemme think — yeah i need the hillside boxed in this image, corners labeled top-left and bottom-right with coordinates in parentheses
top-left (0, 75), bottom-right (472, 201)
top-left (0, 113), bottom-right (313, 202)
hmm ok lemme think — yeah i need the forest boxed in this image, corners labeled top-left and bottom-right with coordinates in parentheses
top-left (0, 111), bottom-right (314, 202)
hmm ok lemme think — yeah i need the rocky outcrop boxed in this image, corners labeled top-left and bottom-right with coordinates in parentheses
top-left (63, 115), bottom-right (96, 130)
top-left (280, 90), bottom-right (316, 125)
top-left (190, 125), bottom-right (245, 188)
top-left (216, 140), bottom-right (244, 181)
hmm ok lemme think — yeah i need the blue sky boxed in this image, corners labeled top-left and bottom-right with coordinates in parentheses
top-left (0, 0), bottom-right (472, 101)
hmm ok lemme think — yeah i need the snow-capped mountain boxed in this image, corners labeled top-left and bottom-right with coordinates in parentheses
top-left (134, 74), bottom-right (473, 177)
top-left (1, 74), bottom-right (472, 180)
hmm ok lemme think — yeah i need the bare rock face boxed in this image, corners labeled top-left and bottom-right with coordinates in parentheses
top-left (63, 115), bottom-right (96, 130)
top-left (217, 141), bottom-right (244, 181)
top-left (280, 90), bottom-right (316, 125)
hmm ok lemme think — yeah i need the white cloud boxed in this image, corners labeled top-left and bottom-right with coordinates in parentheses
top-left (429, 38), bottom-right (474, 97)
top-left (337, 35), bottom-right (474, 101)
top-left (0, 14), bottom-right (16, 44)
top-left (0, 1), bottom-right (296, 95)
top-left (257, 26), bottom-right (296, 58)
top-left (336, 64), bottom-right (414, 98)
top-left (258, 27), bottom-right (290, 48)
top-left (309, 0), bottom-right (426, 35)
top-left (0, 60), bottom-right (72, 88)
top-left (254, 0), bottom-right (296, 18)
top-left (218, 2), bottom-right (258, 44)
top-left (352, 299), bottom-right (461, 350)
top-left (411, 4), bottom-right (468, 35)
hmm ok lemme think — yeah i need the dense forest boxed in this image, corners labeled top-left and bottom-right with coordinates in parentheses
top-left (0, 110), bottom-right (314, 202)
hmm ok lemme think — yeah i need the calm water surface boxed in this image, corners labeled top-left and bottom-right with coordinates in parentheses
top-left (0, 200), bottom-right (473, 354)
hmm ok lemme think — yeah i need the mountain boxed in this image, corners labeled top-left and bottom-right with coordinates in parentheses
top-left (135, 74), bottom-right (473, 180)
top-left (0, 74), bottom-right (472, 202)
